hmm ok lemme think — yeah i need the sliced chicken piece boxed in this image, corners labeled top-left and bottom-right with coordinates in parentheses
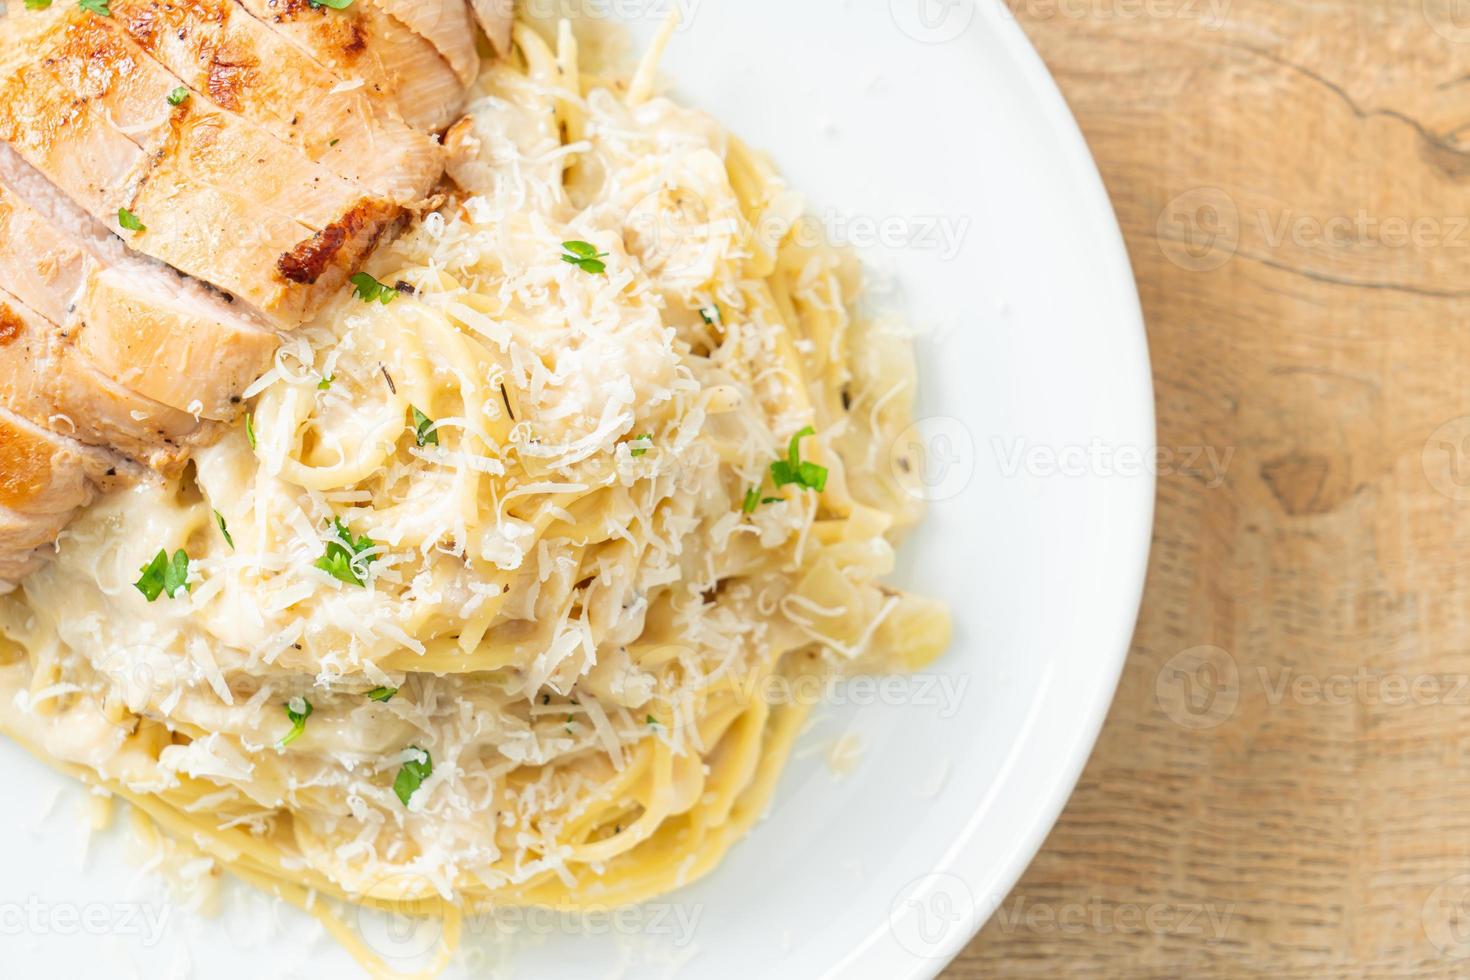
top-left (369, 0), bottom-right (479, 86)
top-left (0, 409), bottom-right (134, 585)
top-left (0, 8), bottom-right (398, 326)
top-left (107, 0), bottom-right (443, 206)
top-left (0, 287), bottom-right (215, 471)
top-left (0, 148), bottom-right (279, 421)
top-left (0, 409), bottom-right (128, 519)
top-left (233, 0), bottom-right (467, 131)
top-left (77, 270), bottom-right (278, 422)
top-left (470, 0), bottom-right (515, 57)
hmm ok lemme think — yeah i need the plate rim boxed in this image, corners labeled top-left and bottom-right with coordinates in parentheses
top-left (897, 2), bottom-right (1155, 976)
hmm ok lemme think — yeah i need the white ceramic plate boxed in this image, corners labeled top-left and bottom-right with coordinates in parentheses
top-left (0, 2), bottom-right (1152, 976)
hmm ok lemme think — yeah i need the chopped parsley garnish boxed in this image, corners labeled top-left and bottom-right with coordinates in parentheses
top-left (769, 426), bottom-right (828, 493)
top-left (366, 687), bottom-right (398, 703)
top-left (279, 698), bottom-right (312, 748)
top-left (214, 510), bottom-right (234, 550)
top-left (560, 240), bottom-right (608, 275)
top-left (646, 715), bottom-right (659, 727)
top-left (317, 374), bottom-right (334, 391)
top-left (166, 86), bottom-right (190, 107)
top-left (24, 0), bottom-right (52, 10)
top-left (411, 407), bottom-right (439, 447)
top-left (699, 306), bottom-right (721, 326)
top-left (134, 548), bottom-right (190, 602)
top-left (117, 207), bottom-right (144, 233)
top-left (742, 488), bottom-right (784, 514)
top-left (349, 272), bottom-right (397, 305)
top-left (328, 138), bottom-right (340, 147)
top-left (629, 434), bottom-right (653, 457)
top-left (308, 0), bottom-right (354, 8)
top-left (78, 0), bottom-right (110, 15)
top-left (393, 747), bottom-right (432, 806)
top-left (244, 411), bottom-right (257, 449)
top-left (314, 517), bottom-right (378, 587)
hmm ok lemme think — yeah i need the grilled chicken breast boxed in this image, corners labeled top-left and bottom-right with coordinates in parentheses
top-left (106, 0), bottom-right (444, 206)
top-left (0, 7), bottom-right (399, 326)
top-left (370, 0), bottom-right (480, 86)
top-left (0, 151), bottom-right (279, 421)
top-left (233, 0), bottom-right (468, 131)
top-left (0, 287), bottom-right (216, 469)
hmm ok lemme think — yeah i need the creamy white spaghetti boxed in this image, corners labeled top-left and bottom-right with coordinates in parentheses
top-left (0, 18), bottom-right (949, 976)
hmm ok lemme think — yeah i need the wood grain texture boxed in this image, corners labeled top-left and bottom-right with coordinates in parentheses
top-left (944, 0), bottom-right (1470, 976)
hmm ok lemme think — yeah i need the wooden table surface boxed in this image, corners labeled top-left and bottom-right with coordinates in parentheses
top-left (941, 0), bottom-right (1470, 975)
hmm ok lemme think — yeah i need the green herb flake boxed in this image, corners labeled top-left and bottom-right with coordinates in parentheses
top-left (166, 86), bottom-right (190, 107)
top-left (699, 306), bottom-right (721, 326)
top-left (349, 272), bottom-right (397, 305)
top-left (328, 138), bottom-right (341, 147)
top-left (768, 426), bottom-right (828, 493)
top-left (214, 510), bottom-right (234, 550)
top-left (279, 697), bottom-right (313, 748)
top-left (134, 548), bottom-right (191, 602)
top-left (560, 240), bottom-right (609, 275)
top-left (393, 747), bottom-right (433, 806)
top-left (629, 434), bottom-right (653, 457)
top-left (411, 407), bottom-right (439, 447)
top-left (646, 715), bottom-right (659, 727)
top-left (308, 0), bottom-right (354, 8)
top-left (117, 207), bottom-right (145, 233)
top-left (318, 374), bottom-right (334, 391)
top-left (742, 486), bottom-right (761, 514)
top-left (314, 517), bottom-right (378, 587)
top-left (244, 412), bottom-right (257, 449)
top-left (78, 0), bottom-right (110, 15)
top-left (24, 0), bottom-right (53, 10)
top-left (366, 687), bottom-right (398, 703)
